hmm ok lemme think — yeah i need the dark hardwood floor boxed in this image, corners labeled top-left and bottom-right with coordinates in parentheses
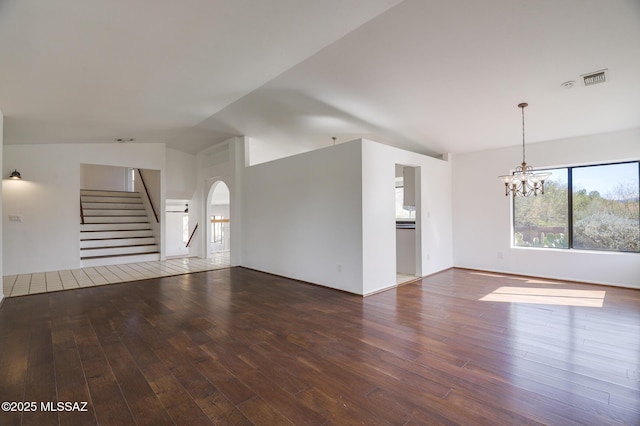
top-left (0, 267), bottom-right (639, 425)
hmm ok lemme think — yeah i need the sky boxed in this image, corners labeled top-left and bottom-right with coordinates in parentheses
top-left (545, 162), bottom-right (639, 200)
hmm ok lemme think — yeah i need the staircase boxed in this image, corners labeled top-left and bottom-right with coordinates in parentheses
top-left (80, 190), bottom-right (160, 267)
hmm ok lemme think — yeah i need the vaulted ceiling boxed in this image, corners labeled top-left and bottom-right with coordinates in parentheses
top-left (1, 0), bottom-right (639, 157)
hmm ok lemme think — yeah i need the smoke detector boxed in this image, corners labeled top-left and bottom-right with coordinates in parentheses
top-left (581, 69), bottom-right (608, 86)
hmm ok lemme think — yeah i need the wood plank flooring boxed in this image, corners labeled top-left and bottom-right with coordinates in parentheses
top-left (0, 267), bottom-right (639, 425)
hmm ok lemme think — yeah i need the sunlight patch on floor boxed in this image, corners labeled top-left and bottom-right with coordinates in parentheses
top-left (480, 286), bottom-right (606, 307)
top-left (470, 271), bottom-right (567, 285)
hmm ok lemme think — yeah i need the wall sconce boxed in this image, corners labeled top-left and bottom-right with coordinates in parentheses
top-left (9, 169), bottom-right (22, 180)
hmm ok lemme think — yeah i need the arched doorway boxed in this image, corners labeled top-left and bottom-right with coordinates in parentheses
top-left (206, 181), bottom-right (230, 265)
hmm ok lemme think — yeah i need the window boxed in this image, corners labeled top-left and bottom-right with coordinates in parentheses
top-left (514, 168), bottom-right (568, 248)
top-left (211, 215), bottom-right (225, 244)
top-left (513, 161), bottom-right (639, 253)
top-left (573, 162), bottom-right (639, 251)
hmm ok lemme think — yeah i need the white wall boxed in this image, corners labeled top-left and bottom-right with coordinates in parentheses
top-left (136, 168), bottom-right (161, 219)
top-left (136, 168), bottom-right (162, 256)
top-left (165, 211), bottom-right (188, 257)
top-left (165, 149), bottom-right (197, 257)
top-left (361, 139), bottom-right (453, 295)
top-left (453, 128), bottom-right (640, 288)
top-left (242, 138), bottom-right (453, 295)
top-left (243, 139), bottom-right (364, 294)
top-left (80, 164), bottom-right (127, 191)
top-left (166, 148), bottom-right (197, 199)
top-left (3, 143), bottom-right (166, 275)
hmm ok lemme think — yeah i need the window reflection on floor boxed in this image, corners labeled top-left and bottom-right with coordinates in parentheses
top-left (479, 286), bottom-right (606, 307)
top-left (470, 271), bottom-right (607, 307)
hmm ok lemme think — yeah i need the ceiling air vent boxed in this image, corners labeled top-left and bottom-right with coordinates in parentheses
top-left (581, 69), bottom-right (608, 86)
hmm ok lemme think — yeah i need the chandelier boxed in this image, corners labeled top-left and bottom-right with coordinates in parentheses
top-left (498, 102), bottom-right (551, 197)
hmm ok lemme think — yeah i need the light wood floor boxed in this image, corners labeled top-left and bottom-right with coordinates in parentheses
top-left (2, 253), bottom-right (230, 297)
top-left (396, 272), bottom-right (419, 285)
top-left (0, 267), bottom-right (638, 425)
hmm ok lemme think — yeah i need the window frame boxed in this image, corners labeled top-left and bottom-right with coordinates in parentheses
top-left (512, 160), bottom-right (640, 253)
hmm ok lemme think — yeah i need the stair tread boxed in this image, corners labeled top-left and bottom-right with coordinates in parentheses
top-left (83, 214), bottom-right (147, 216)
top-left (80, 230), bottom-right (151, 232)
top-left (81, 196), bottom-right (141, 201)
top-left (80, 190), bottom-right (140, 194)
top-left (80, 222), bottom-right (149, 226)
top-left (84, 215), bottom-right (148, 217)
top-left (81, 223), bottom-right (151, 225)
top-left (81, 236), bottom-right (154, 241)
top-left (81, 243), bottom-right (158, 250)
top-left (81, 251), bottom-right (160, 260)
top-left (81, 197), bottom-right (142, 201)
top-left (84, 215), bottom-right (149, 221)
top-left (81, 225), bottom-right (152, 230)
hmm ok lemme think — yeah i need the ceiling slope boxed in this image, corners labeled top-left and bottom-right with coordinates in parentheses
top-left (1, 0), bottom-right (639, 156)
top-left (0, 0), bottom-right (401, 152)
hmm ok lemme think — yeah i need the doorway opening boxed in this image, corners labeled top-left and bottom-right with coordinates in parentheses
top-left (165, 200), bottom-right (190, 258)
top-left (395, 164), bottom-right (421, 284)
top-left (207, 181), bottom-right (230, 266)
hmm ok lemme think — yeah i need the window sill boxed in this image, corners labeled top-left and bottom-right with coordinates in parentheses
top-left (511, 246), bottom-right (638, 255)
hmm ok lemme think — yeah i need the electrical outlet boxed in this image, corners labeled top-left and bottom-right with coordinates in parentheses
top-left (337, 264), bottom-right (342, 272)
top-left (497, 251), bottom-right (504, 259)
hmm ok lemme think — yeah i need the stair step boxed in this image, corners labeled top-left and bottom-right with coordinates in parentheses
top-left (83, 208), bottom-right (147, 216)
top-left (81, 229), bottom-right (153, 239)
top-left (80, 189), bottom-right (158, 265)
top-left (80, 252), bottom-right (161, 268)
top-left (81, 195), bottom-right (143, 203)
top-left (82, 202), bottom-right (145, 209)
top-left (83, 216), bottom-right (149, 224)
top-left (80, 190), bottom-right (141, 197)
top-left (81, 244), bottom-right (159, 257)
top-left (81, 222), bottom-right (152, 231)
top-left (80, 237), bottom-right (157, 249)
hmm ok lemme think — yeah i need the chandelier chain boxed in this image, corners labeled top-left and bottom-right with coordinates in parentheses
top-left (521, 104), bottom-right (526, 165)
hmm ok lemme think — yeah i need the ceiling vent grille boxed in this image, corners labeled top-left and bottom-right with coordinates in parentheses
top-left (582, 69), bottom-right (608, 86)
